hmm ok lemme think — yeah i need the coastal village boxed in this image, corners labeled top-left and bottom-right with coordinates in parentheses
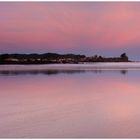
top-left (0, 53), bottom-right (129, 64)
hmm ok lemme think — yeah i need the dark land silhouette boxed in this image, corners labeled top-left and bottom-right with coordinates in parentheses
top-left (0, 53), bottom-right (130, 65)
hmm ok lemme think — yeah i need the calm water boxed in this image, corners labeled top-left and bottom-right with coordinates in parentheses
top-left (0, 63), bottom-right (140, 138)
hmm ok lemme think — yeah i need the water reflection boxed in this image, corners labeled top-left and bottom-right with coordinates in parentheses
top-left (120, 70), bottom-right (128, 75)
top-left (0, 65), bottom-right (140, 138)
top-left (0, 69), bottom-right (128, 76)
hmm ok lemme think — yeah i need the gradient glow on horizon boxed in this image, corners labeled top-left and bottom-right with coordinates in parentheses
top-left (1, 2), bottom-right (140, 60)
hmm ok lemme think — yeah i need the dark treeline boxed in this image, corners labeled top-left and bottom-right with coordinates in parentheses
top-left (0, 53), bottom-right (130, 64)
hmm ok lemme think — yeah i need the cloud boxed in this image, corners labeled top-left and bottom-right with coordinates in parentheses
top-left (0, 2), bottom-right (140, 54)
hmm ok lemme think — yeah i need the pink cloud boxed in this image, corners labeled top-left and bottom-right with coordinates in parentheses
top-left (0, 2), bottom-right (140, 52)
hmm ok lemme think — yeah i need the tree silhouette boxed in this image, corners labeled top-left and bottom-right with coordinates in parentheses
top-left (120, 53), bottom-right (128, 61)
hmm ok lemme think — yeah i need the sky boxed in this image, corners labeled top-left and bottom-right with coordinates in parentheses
top-left (0, 2), bottom-right (140, 60)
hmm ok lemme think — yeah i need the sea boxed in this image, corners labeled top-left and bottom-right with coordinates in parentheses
top-left (0, 62), bottom-right (140, 138)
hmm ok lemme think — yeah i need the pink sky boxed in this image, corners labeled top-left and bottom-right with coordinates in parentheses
top-left (0, 2), bottom-right (140, 60)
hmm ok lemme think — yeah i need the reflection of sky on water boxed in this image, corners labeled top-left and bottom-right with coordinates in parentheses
top-left (0, 66), bottom-right (140, 137)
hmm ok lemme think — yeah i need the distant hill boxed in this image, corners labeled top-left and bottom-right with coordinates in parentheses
top-left (0, 53), bottom-right (130, 64)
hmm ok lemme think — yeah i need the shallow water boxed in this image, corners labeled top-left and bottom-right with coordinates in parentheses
top-left (0, 63), bottom-right (140, 138)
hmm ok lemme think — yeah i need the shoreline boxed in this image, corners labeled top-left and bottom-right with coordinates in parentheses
top-left (0, 62), bottom-right (140, 76)
top-left (0, 62), bottom-right (140, 69)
